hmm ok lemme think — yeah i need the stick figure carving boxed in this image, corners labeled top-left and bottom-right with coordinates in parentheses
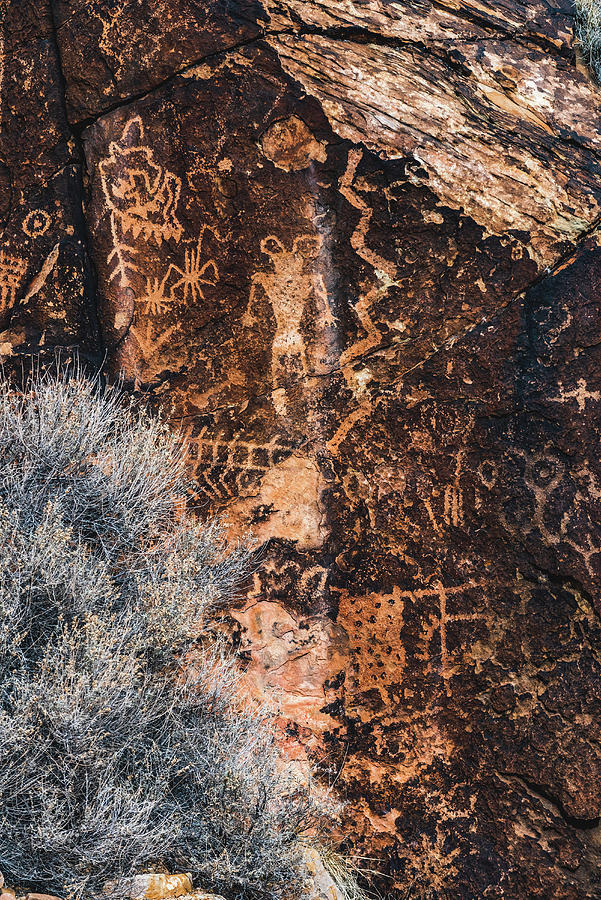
top-left (243, 234), bottom-right (334, 414)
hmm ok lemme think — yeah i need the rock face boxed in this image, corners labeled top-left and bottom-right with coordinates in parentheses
top-left (3, 0), bottom-right (601, 897)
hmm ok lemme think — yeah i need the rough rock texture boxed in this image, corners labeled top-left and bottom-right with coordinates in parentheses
top-left (3, 0), bottom-right (601, 897)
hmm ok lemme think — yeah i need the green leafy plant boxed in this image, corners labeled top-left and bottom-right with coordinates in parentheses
top-left (0, 367), bottom-right (335, 900)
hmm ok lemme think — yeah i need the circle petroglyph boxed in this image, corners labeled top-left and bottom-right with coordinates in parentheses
top-left (23, 209), bottom-right (51, 238)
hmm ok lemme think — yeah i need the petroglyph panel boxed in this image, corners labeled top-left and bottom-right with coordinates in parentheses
top-left (77, 17), bottom-right (601, 900)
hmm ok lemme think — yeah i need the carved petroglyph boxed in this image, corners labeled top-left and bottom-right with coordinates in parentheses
top-left (340, 149), bottom-right (396, 280)
top-left (477, 459), bottom-right (498, 491)
top-left (98, 118), bottom-right (221, 372)
top-left (422, 452), bottom-right (468, 534)
top-left (410, 581), bottom-right (489, 687)
top-left (338, 148), bottom-right (397, 369)
top-left (185, 427), bottom-right (297, 503)
top-left (21, 242), bottom-right (60, 305)
top-left (338, 580), bottom-right (490, 695)
top-left (128, 322), bottom-right (178, 378)
top-left (327, 400), bottom-right (373, 455)
top-left (99, 117), bottom-right (182, 287)
top-left (501, 448), bottom-right (601, 577)
top-left (550, 378), bottom-right (601, 412)
top-left (259, 115), bottom-right (327, 172)
top-left (0, 250), bottom-right (27, 315)
top-left (246, 558), bottom-right (329, 608)
top-left (336, 586), bottom-right (406, 697)
top-left (169, 228), bottom-right (219, 305)
top-left (137, 228), bottom-right (219, 315)
top-left (98, 2), bottom-right (129, 86)
top-left (23, 209), bottom-right (51, 239)
top-left (244, 234), bottom-right (334, 414)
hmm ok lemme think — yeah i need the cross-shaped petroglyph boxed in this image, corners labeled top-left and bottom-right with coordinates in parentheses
top-left (408, 581), bottom-right (489, 687)
top-left (550, 378), bottom-right (601, 412)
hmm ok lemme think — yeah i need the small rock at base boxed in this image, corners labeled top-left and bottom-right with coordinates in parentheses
top-left (104, 874), bottom-right (193, 900)
top-left (25, 893), bottom-right (62, 900)
top-left (185, 894), bottom-right (227, 900)
top-left (303, 848), bottom-right (345, 900)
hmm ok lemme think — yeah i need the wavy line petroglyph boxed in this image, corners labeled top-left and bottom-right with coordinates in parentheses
top-left (338, 148), bottom-right (397, 369)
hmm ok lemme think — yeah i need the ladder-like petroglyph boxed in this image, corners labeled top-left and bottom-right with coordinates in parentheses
top-left (186, 427), bottom-right (299, 504)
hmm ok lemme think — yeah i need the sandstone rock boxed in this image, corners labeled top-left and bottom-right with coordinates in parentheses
top-left (104, 875), bottom-right (193, 900)
top-left (1, 890), bottom-right (16, 900)
top-left (303, 848), bottom-right (344, 900)
top-left (25, 893), bottom-right (62, 900)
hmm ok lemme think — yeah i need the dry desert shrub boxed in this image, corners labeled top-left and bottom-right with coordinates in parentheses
top-left (0, 367), bottom-right (336, 900)
top-left (575, 0), bottom-right (601, 81)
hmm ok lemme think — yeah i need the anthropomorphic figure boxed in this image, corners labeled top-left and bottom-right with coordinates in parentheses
top-left (243, 234), bottom-right (334, 413)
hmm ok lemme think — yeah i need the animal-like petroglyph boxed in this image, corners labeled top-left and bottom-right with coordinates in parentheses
top-left (0, 249), bottom-right (27, 315)
top-left (168, 227), bottom-right (219, 306)
top-left (99, 116), bottom-right (182, 287)
top-left (244, 234), bottom-right (334, 415)
top-left (23, 209), bottom-right (51, 239)
top-left (98, 119), bottom-right (221, 372)
top-left (137, 229), bottom-right (219, 316)
top-left (98, 2), bottom-right (128, 83)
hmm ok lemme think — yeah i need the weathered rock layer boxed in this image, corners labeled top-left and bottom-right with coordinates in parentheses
top-left (2, 1), bottom-right (601, 896)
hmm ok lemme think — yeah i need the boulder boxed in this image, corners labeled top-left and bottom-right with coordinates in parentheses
top-left (104, 875), bottom-right (193, 900)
